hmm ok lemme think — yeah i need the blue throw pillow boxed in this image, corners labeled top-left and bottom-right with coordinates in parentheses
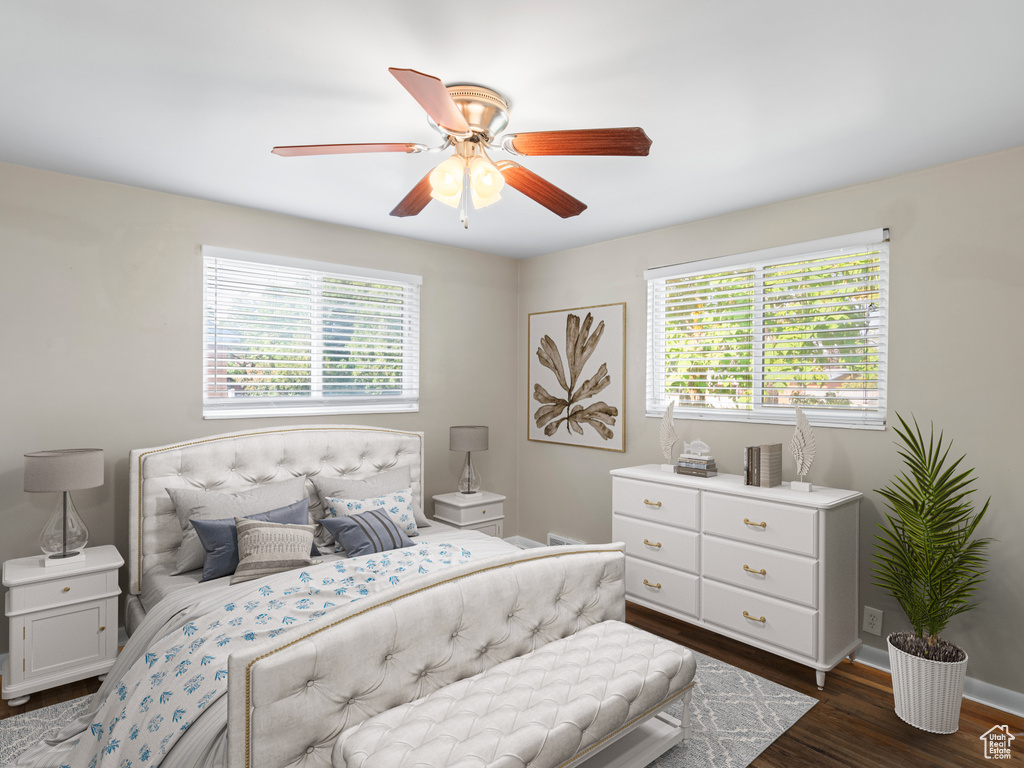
top-left (191, 498), bottom-right (317, 581)
top-left (320, 507), bottom-right (414, 558)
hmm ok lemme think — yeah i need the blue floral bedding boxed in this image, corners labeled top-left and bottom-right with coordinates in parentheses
top-left (8, 538), bottom-right (513, 768)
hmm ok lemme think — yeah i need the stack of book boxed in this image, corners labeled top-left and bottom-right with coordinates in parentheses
top-left (675, 454), bottom-right (717, 477)
top-left (744, 443), bottom-right (782, 487)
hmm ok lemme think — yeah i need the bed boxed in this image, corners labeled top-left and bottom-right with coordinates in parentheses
top-left (9, 425), bottom-right (694, 768)
top-left (125, 425), bottom-right (484, 634)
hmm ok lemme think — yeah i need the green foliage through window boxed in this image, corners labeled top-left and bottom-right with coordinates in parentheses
top-left (648, 237), bottom-right (888, 427)
top-left (203, 250), bottom-right (419, 416)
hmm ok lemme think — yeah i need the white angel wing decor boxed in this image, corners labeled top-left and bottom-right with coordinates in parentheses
top-left (790, 406), bottom-right (816, 491)
top-left (659, 401), bottom-right (678, 467)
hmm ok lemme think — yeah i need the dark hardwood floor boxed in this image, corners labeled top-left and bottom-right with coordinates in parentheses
top-left (626, 603), bottom-right (1023, 767)
top-left (2, 606), bottom-right (1021, 766)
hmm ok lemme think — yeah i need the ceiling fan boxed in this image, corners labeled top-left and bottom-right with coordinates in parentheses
top-left (272, 67), bottom-right (652, 228)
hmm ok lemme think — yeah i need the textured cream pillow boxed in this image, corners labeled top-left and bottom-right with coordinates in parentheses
top-left (231, 517), bottom-right (316, 584)
top-left (168, 476), bottom-right (308, 574)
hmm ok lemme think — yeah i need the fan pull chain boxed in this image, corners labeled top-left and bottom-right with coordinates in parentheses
top-left (460, 165), bottom-right (471, 229)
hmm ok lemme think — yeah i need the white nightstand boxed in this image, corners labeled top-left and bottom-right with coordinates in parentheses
top-left (2, 544), bottom-right (123, 707)
top-left (432, 491), bottom-right (506, 538)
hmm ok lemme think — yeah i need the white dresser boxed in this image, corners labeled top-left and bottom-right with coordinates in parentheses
top-left (611, 464), bottom-right (861, 688)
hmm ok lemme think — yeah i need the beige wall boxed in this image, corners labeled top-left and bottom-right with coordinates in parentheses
top-left (2, 145), bottom-right (1022, 696)
top-left (517, 145), bottom-right (1024, 693)
top-left (0, 162), bottom-right (519, 655)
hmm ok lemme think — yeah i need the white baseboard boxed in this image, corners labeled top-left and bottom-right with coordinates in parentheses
top-left (856, 644), bottom-right (1024, 719)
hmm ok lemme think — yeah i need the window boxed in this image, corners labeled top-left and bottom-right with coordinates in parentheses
top-left (203, 246), bottom-right (420, 419)
top-left (646, 229), bottom-right (888, 429)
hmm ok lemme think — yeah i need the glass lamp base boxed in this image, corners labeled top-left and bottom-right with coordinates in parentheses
top-left (457, 452), bottom-right (481, 494)
top-left (39, 491), bottom-right (90, 557)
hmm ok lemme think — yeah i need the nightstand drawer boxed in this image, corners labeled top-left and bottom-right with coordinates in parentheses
top-left (436, 501), bottom-right (502, 525)
top-left (432, 493), bottom-right (505, 525)
top-left (703, 536), bottom-right (817, 607)
top-left (703, 581), bottom-right (817, 658)
top-left (612, 477), bottom-right (698, 530)
top-left (703, 495), bottom-right (817, 556)
top-left (8, 570), bottom-right (114, 615)
top-left (613, 515), bottom-right (698, 573)
top-left (624, 556), bottom-right (699, 618)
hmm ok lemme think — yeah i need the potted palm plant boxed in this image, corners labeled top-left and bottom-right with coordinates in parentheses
top-left (872, 414), bottom-right (991, 734)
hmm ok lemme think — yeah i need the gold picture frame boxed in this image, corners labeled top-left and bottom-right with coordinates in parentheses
top-left (527, 302), bottom-right (625, 452)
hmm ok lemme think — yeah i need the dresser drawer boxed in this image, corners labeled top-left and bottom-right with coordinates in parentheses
top-left (702, 536), bottom-right (818, 607)
top-left (613, 515), bottom-right (698, 573)
top-left (703, 581), bottom-right (818, 658)
top-left (612, 477), bottom-right (698, 531)
top-left (624, 556), bottom-right (699, 618)
top-left (702, 495), bottom-right (817, 556)
top-left (8, 570), bottom-right (114, 615)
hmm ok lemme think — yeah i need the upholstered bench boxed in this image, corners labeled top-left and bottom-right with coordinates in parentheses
top-left (331, 620), bottom-right (697, 768)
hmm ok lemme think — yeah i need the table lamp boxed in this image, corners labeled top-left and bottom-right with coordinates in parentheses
top-left (24, 448), bottom-right (103, 565)
top-left (449, 426), bottom-right (488, 494)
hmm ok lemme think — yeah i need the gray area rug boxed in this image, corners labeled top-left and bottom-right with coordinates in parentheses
top-left (0, 652), bottom-right (815, 768)
top-left (1, 695), bottom-right (92, 766)
top-left (655, 650), bottom-right (817, 767)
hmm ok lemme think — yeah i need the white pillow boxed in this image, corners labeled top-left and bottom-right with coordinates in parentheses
top-left (324, 488), bottom-right (419, 539)
top-left (167, 476), bottom-right (309, 574)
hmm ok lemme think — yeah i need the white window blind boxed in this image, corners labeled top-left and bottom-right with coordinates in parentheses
top-left (203, 246), bottom-right (420, 419)
top-left (646, 229), bottom-right (889, 429)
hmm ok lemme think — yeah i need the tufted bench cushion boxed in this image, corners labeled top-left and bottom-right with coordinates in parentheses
top-left (331, 619), bottom-right (696, 768)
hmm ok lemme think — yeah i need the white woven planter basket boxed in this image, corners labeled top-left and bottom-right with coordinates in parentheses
top-left (887, 634), bottom-right (968, 734)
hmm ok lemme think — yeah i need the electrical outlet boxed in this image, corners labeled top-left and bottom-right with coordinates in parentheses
top-left (863, 606), bottom-right (883, 636)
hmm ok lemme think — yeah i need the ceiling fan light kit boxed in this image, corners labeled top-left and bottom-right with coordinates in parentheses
top-left (272, 67), bottom-right (652, 228)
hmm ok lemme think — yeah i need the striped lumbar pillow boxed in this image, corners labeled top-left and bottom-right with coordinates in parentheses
top-left (231, 517), bottom-right (316, 584)
top-left (320, 507), bottom-right (414, 557)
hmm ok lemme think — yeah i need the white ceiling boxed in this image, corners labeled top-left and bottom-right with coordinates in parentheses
top-left (3, 1), bottom-right (1023, 259)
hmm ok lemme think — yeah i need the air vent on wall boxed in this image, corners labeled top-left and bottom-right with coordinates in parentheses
top-left (547, 533), bottom-right (584, 547)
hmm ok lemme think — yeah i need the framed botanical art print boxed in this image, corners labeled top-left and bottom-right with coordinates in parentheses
top-left (528, 302), bottom-right (625, 451)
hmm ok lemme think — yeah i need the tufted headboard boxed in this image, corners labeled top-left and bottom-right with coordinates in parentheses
top-left (128, 425), bottom-right (424, 595)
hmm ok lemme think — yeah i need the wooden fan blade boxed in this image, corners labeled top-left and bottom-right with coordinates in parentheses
top-left (496, 161), bottom-right (587, 218)
top-left (388, 67), bottom-right (471, 136)
top-left (507, 127), bottom-right (652, 156)
top-left (272, 143), bottom-right (421, 157)
top-left (390, 170), bottom-right (434, 218)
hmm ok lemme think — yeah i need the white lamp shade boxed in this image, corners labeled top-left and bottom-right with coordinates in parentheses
top-left (429, 156), bottom-right (466, 208)
top-left (450, 426), bottom-right (488, 453)
top-left (24, 449), bottom-right (104, 493)
top-left (469, 156), bottom-right (504, 209)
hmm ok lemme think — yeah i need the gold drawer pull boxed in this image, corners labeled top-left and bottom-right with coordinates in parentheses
top-left (643, 539), bottom-right (663, 549)
top-left (99, 625), bottom-right (106, 632)
top-left (643, 499), bottom-right (662, 508)
top-left (481, 509), bottom-right (487, 514)
top-left (743, 611), bottom-right (767, 623)
top-left (62, 586), bottom-right (71, 593)
top-left (643, 579), bottom-right (662, 590)
top-left (743, 518), bottom-right (767, 529)
top-left (743, 564), bottom-right (767, 576)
